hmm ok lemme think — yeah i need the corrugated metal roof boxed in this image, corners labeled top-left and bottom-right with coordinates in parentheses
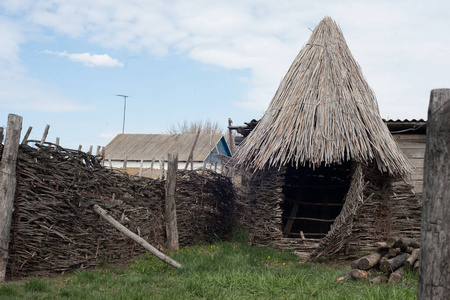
top-left (383, 118), bottom-right (426, 123)
top-left (383, 119), bottom-right (427, 134)
top-left (105, 134), bottom-right (224, 161)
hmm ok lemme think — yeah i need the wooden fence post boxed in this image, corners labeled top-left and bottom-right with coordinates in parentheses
top-left (139, 159), bottom-right (144, 178)
top-left (418, 89), bottom-right (450, 299)
top-left (184, 125), bottom-right (202, 170)
top-left (165, 152), bottom-right (179, 251)
top-left (21, 126), bottom-right (32, 145)
top-left (122, 156), bottom-right (128, 174)
top-left (0, 114), bottom-right (23, 282)
top-left (159, 158), bottom-right (164, 180)
top-left (39, 124), bottom-right (50, 147)
top-left (150, 158), bottom-right (155, 178)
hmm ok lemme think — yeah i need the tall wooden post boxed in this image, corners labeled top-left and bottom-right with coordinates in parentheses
top-left (165, 152), bottom-right (179, 251)
top-left (228, 118), bottom-right (234, 155)
top-left (0, 114), bottom-right (23, 282)
top-left (418, 89), bottom-right (450, 299)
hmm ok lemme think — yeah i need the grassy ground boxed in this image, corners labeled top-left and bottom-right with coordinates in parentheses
top-left (0, 239), bottom-right (418, 299)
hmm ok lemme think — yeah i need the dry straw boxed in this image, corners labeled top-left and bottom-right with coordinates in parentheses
top-left (235, 16), bottom-right (411, 178)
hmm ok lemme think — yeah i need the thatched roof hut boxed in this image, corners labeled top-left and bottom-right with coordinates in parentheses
top-left (233, 17), bottom-right (419, 260)
top-left (235, 16), bottom-right (411, 177)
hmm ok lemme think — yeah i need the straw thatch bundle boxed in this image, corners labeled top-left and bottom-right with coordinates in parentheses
top-left (235, 16), bottom-right (411, 177)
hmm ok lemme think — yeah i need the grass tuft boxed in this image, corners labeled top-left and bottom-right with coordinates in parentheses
top-left (24, 277), bottom-right (48, 293)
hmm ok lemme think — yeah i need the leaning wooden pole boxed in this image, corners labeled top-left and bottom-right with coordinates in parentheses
top-left (165, 152), bottom-right (179, 251)
top-left (184, 125), bottom-right (202, 170)
top-left (418, 89), bottom-right (450, 300)
top-left (0, 114), bottom-right (23, 282)
top-left (93, 204), bottom-right (182, 269)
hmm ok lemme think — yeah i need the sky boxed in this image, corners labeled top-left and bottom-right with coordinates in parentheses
top-left (0, 0), bottom-right (449, 150)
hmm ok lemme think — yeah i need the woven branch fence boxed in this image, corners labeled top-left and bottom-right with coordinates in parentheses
top-left (5, 143), bottom-right (234, 279)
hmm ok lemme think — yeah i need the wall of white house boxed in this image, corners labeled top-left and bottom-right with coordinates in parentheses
top-left (104, 160), bottom-right (222, 172)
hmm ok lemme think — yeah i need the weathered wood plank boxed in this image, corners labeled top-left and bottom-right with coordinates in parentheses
top-left (418, 89), bottom-right (450, 299)
top-left (0, 114), bottom-right (23, 282)
top-left (165, 152), bottom-right (179, 251)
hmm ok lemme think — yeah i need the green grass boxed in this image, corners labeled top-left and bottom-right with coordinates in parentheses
top-left (0, 241), bottom-right (418, 299)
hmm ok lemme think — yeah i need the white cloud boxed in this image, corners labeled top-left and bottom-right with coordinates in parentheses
top-left (43, 50), bottom-right (123, 67)
top-left (2, 0), bottom-right (450, 119)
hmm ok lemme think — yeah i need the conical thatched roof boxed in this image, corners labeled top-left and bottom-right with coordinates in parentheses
top-left (235, 16), bottom-right (411, 177)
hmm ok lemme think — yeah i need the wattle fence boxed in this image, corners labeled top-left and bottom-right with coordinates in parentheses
top-left (3, 139), bottom-right (234, 279)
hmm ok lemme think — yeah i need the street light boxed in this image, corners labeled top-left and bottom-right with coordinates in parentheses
top-left (116, 94), bottom-right (128, 134)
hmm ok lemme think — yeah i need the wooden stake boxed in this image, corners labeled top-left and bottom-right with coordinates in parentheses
top-left (107, 155), bottom-right (112, 169)
top-left (101, 147), bottom-right (105, 167)
top-left (419, 89), bottom-right (450, 300)
top-left (0, 114), bottom-right (23, 282)
top-left (0, 127), bottom-right (3, 144)
top-left (96, 145), bottom-right (101, 156)
top-left (21, 126), bottom-right (32, 145)
top-left (88, 145), bottom-right (93, 155)
top-left (184, 125), bottom-right (201, 170)
top-left (39, 124), bottom-right (50, 147)
top-left (78, 145), bottom-right (82, 151)
top-left (122, 156), bottom-right (127, 174)
top-left (139, 159), bottom-right (144, 178)
top-left (93, 204), bottom-right (182, 269)
top-left (159, 159), bottom-right (164, 180)
top-left (150, 158), bottom-right (155, 178)
top-left (55, 137), bottom-right (60, 146)
top-left (165, 152), bottom-right (179, 251)
top-left (228, 118), bottom-right (234, 155)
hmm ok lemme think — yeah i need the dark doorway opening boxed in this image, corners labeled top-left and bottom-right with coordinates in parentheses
top-left (281, 161), bottom-right (352, 239)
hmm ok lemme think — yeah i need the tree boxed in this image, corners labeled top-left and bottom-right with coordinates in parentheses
top-left (167, 119), bottom-right (224, 135)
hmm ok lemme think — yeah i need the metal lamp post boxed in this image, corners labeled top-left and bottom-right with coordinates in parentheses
top-left (116, 94), bottom-right (128, 134)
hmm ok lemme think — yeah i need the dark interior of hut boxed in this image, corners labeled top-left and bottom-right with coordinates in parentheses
top-left (281, 161), bottom-right (352, 239)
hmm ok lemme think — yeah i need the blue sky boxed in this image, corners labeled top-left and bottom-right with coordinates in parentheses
top-left (1, 0), bottom-right (449, 150)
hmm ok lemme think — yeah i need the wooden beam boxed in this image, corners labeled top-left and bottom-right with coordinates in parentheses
top-left (93, 204), bottom-right (182, 269)
top-left (283, 203), bottom-right (299, 235)
top-left (284, 200), bottom-right (343, 206)
top-left (0, 114), bottom-right (23, 282)
top-left (281, 216), bottom-right (335, 222)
